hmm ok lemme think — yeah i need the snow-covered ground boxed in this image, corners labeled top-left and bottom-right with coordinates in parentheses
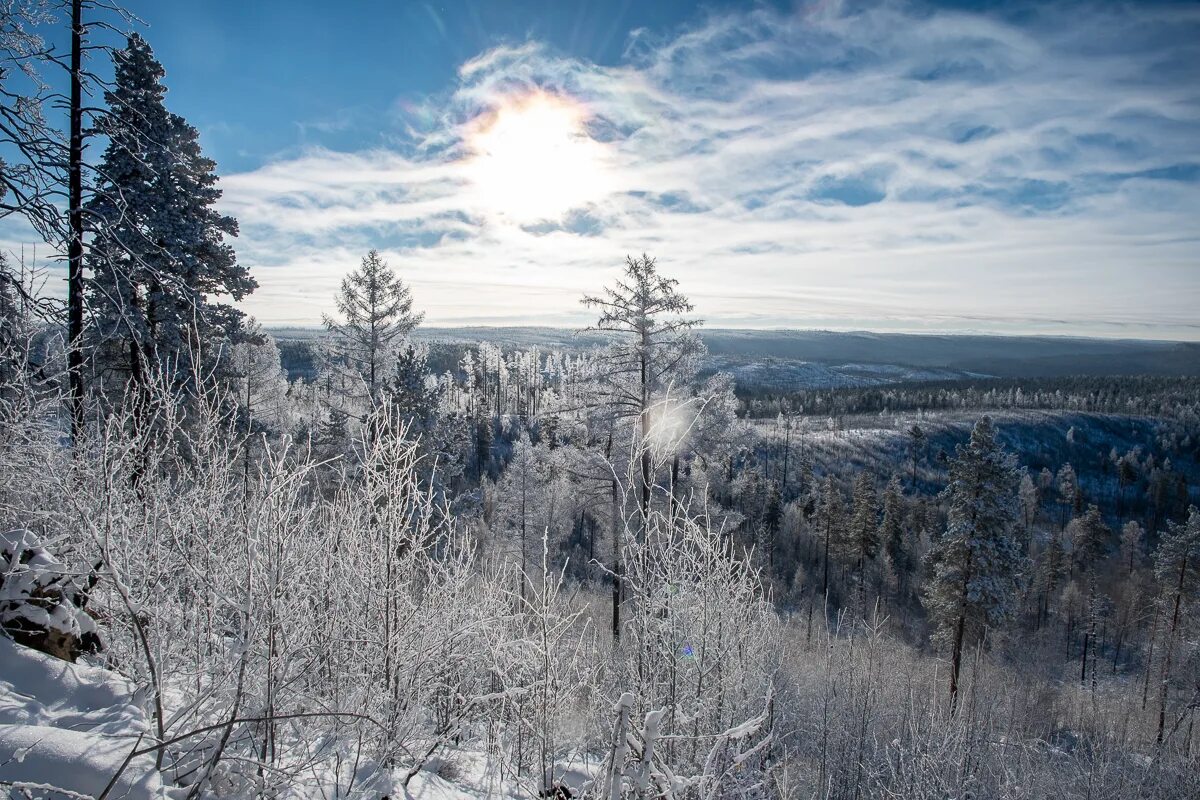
top-left (0, 635), bottom-right (603, 799)
top-left (0, 636), bottom-right (167, 799)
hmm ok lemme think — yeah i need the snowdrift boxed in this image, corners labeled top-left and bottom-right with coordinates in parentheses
top-left (0, 635), bottom-right (168, 799)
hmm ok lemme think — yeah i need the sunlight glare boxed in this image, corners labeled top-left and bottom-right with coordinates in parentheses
top-left (463, 90), bottom-right (611, 222)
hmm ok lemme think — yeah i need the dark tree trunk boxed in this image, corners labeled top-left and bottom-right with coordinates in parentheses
top-left (67, 0), bottom-right (85, 441)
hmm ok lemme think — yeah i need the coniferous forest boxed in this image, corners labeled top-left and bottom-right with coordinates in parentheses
top-left (1, 2), bottom-right (1198, 799)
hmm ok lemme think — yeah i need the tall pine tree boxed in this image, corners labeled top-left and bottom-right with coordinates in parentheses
top-left (86, 34), bottom-right (254, 389)
top-left (923, 416), bottom-right (1022, 709)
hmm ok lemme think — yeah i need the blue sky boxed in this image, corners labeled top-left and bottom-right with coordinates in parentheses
top-left (8, 0), bottom-right (1200, 338)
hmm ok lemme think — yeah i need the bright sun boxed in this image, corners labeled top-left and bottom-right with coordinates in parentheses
top-left (463, 90), bottom-right (611, 222)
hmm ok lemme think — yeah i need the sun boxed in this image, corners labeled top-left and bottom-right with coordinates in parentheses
top-left (463, 90), bottom-right (611, 222)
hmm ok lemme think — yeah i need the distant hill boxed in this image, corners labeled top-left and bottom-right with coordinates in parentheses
top-left (697, 330), bottom-right (1200, 378)
top-left (267, 326), bottom-right (1200, 386)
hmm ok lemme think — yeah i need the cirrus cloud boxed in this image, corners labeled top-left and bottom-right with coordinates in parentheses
top-left (223, 0), bottom-right (1200, 338)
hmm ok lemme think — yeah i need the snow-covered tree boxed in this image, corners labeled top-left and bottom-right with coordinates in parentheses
top-left (322, 249), bottom-right (423, 411)
top-left (86, 33), bottom-right (254, 389)
top-left (581, 254), bottom-right (702, 523)
top-left (1018, 471), bottom-right (1039, 548)
top-left (844, 472), bottom-right (879, 611)
top-left (1120, 519), bottom-right (1145, 575)
top-left (1067, 504), bottom-right (1113, 687)
top-left (1151, 505), bottom-right (1199, 744)
top-left (815, 475), bottom-right (845, 599)
top-left (1056, 463), bottom-right (1079, 527)
top-left (881, 475), bottom-right (910, 596)
top-left (227, 321), bottom-right (291, 436)
top-left (923, 416), bottom-right (1022, 708)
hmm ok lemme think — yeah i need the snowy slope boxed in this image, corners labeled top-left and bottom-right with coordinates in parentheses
top-left (0, 636), bottom-right (169, 799)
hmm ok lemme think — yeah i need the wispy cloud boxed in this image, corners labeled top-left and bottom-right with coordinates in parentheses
top-left (221, 1), bottom-right (1200, 337)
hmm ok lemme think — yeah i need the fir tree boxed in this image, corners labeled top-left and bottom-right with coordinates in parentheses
top-left (923, 416), bottom-right (1022, 709)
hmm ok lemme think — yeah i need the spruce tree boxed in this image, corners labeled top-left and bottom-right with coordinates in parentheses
top-left (923, 416), bottom-right (1022, 709)
top-left (86, 33), bottom-right (254, 388)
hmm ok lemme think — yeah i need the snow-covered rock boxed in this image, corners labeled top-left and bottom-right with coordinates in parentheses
top-left (0, 529), bottom-right (101, 662)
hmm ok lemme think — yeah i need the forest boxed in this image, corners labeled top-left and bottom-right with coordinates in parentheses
top-left (2, 3), bottom-right (1199, 800)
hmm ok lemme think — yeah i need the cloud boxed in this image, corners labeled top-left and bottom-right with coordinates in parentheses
top-left (221, 0), bottom-right (1200, 338)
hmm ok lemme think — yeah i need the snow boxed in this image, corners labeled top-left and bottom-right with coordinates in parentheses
top-left (0, 529), bottom-right (97, 647)
top-left (0, 636), bottom-right (169, 799)
top-left (395, 746), bottom-right (599, 800)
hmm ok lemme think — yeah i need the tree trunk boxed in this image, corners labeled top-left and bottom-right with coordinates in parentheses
top-left (611, 475), bottom-right (621, 642)
top-left (1157, 551), bottom-right (1189, 745)
top-left (67, 0), bottom-right (85, 441)
top-left (949, 611), bottom-right (966, 713)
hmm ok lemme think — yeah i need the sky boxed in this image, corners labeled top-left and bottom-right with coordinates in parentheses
top-left (7, 0), bottom-right (1200, 338)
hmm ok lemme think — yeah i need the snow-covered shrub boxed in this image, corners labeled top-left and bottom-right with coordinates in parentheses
top-left (0, 528), bottom-right (100, 661)
top-left (596, 504), bottom-right (780, 797)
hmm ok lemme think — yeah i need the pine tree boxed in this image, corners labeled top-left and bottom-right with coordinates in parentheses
top-left (845, 472), bottom-right (879, 611)
top-left (1069, 504), bottom-right (1113, 574)
top-left (1117, 453), bottom-right (1138, 522)
top-left (0, 254), bottom-right (26, 386)
top-left (908, 423), bottom-right (926, 489)
top-left (386, 343), bottom-right (438, 426)
top-left (1120, 520), bottom-right (1145, 575)
top-left (1018, 471), bottom-right (1039, 550)
top-left (815, 475), bottom-right (844, 599)
top-left (323, 249), bottom-right (423, 410)
top-left (881, 475), bottom-right (910, 596)
top-left (1067, 504), bottom-right (1112, 686)
top-left (1056, 463), bottom-right (1078, 530)
top-left (1034, 534), bottom-right (1067, 627)
top-left (86, 33), bottom-right (254, 388)
top-left (923, 416), bottom-right (1022, 709)
top-left (228, 321), bottom-right (291, 436)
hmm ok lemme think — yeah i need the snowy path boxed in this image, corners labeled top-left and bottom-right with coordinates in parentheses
top-left (0, 636), bottom-right (169, 799)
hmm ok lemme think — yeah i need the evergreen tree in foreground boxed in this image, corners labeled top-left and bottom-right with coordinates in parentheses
top-left (86, 33), bottom-right (254, 388)
top-left (923, 416), bottom-right (1022, 709)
